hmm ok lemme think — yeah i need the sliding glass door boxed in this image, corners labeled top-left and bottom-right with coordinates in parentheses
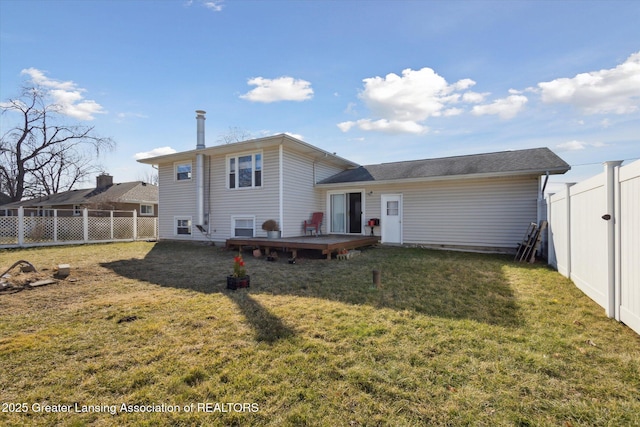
top-left (329, 191), bottom-right (363, 234)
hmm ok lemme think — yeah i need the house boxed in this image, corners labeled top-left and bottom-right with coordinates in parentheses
top-left (137, 110), bottom-right (570, 253)
top-left (0, 174), bottom-right (158, 218)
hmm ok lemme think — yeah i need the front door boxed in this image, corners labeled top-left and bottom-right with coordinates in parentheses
top-left (381, 194), bottom-right (402, 244)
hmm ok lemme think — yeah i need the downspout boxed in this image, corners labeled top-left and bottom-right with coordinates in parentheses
top-left (279, 141), bottom-right (284, 237)
top-left (195, 110), bottom-right (206, 228)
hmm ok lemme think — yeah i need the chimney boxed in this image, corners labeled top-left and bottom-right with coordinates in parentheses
top-left (196, 110), bottom-right (206, 149)
top-left (96, 173), bottom-right (113, 190)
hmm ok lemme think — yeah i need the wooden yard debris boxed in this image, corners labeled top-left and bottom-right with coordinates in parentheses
top-left (28, 279), bottom-right (58, 288)
top-left (54, 264), bottom-right (71, 278)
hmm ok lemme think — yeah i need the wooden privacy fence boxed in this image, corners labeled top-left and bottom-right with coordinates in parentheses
top-left (0, 207), bottom-right (157, 248)
top-left (547, 159), bottom-right (640, 335)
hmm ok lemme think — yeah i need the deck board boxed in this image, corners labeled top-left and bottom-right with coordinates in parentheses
top-left (226, 235), bottom-right (379, 259)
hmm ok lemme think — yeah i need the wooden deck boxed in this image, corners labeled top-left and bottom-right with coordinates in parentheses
top-left (226, 235), bottom-right (379, 260)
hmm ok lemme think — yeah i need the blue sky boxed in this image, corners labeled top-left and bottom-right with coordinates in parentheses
top-left (1, 0), bottom-right (639, 193)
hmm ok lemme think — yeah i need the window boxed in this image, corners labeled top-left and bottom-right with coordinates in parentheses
top-left (140, 204), bottom-right (154, 216)
top-left (73, 205), bottom-right (82, 216)
top-left (228, 153), bottom-right (262, 189)
top-left (175, 162), bottom-right (192, 181)
top-left (175, 217), bottom-right (192, 235)
top-left (386, 201), bottom-right (399, 216)
top-left (232, 216), bottom-right (255, 237)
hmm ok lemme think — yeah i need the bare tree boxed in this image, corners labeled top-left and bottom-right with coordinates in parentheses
top-left (0, 85), bottom-right (114, 201)
top-left (216, 126), bottom-right (253, 145)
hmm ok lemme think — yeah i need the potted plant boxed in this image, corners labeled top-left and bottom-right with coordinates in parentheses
top-left (262, 219), bottom-right (281, 239)
top-left (227, 253), bottom-right (250, 290)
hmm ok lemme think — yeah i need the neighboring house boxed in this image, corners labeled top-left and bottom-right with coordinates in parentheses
top-left (137, 111), bottom-right (570, 253)
top-left (0, 174), bottom-right (158, 217)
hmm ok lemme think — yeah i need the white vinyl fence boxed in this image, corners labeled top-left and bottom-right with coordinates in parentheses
top-left (547, 159), bottom-right (640, 335)
top-left (0, 207), bottom-right (157, 248)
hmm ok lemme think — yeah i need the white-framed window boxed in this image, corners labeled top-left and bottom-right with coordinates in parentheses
top-left (228, 152), bottom-right (262, 189)
top-left (175, 161), bottom-right (192, 181)
top-left (140, 204), bottom-right (154, 216)
top-left (73, 205), bottom-right (82, 216)
top-left (175, 217), bottom-right (192, 236)
top-left (231, 215), bottom-right (255, 237)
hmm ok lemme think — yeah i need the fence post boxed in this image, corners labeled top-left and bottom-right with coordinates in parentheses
top-left (110, 211), bottom-right (114, 240)
top-left (83, 208), bottom-right (89, 242)
top-left (614, 163), bottom-right (622, 322)
top-left (565, 183), bottom-right (574, 279)
top-left (133, 210), bottom-right (137, 240)
top-left (53, 209), bottom-right (58, 242)
top-left (604, 161), bottom-right (623, 318)
top-left (17, 206), bottom-right (24, 247)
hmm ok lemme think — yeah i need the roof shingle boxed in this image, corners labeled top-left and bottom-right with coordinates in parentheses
top-left (318, 147), bottom-right (570, 184)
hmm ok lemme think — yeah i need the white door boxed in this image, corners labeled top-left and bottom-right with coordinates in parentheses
top-left (381, 194), bottom-right (402, 244)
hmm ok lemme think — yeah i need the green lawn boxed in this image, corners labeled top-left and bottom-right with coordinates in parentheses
top-left (1, 242), bottom-right (639, 426)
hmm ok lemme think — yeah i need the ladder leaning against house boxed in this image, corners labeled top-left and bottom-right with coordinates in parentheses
top-left (515, 220), bottom-right (547, 263)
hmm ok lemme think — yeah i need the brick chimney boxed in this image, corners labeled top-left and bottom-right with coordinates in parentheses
top-left (96, 173), bottom-right (113, 190)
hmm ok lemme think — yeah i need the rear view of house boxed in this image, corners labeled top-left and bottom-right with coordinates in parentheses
top-left (137, 111), bottom-right (570, 253)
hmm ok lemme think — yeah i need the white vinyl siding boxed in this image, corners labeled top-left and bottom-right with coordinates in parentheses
top-left (209, 148), bottom-right (280, 240)
top-left (282, 150), bottom-right (345, 237)
top-left (157, 160), bottom-right (198, 240)
top-left (360, 176), bottom-right (539, 251)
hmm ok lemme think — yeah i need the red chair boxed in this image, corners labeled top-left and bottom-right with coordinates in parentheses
top-left (304, 212), bottom-right (323, 236)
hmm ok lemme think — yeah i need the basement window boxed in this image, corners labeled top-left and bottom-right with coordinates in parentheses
top-left (175, 217), bottom-right (192, 236)
top-left (232, 216), bottom-right (255, 237)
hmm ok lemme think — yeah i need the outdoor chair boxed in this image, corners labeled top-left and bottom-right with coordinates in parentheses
top-left (304, 212), bottom-right (323, 236)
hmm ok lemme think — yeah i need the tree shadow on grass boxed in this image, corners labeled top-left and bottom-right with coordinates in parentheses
top-left (226, 290), bottom-right (295, 343)
top-left (101, 241), bottom-right (524, 329)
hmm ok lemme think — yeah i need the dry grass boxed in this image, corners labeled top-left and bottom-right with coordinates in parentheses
top-left (1, 241), bottom-right (639, 426)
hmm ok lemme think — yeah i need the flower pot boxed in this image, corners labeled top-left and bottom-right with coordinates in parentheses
top-left (267, 230), bottom-right (281, 239)
top-left (227, 275), bottom-right (250, 290)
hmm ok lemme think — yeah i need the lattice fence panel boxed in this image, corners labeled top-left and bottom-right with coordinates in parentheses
top-left (88, 217), bottom-right (112, 241)
top-left (57, 217), bottom-right (84, 241)
top-left (113, 217), bottom-right (134, 239)
top-left (0, 216), bottom-right (18, 245)
top-left (24, 217), bottom-right (55, 243)
top-left (137, 218), bottom-right (157, 239)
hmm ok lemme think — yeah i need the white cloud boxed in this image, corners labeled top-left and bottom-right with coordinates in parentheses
top-left (284, 132), bottom-right (304, 140)
top-left (21, 68), bottom-right (106, 120)
top-left (357, 67), bottom-right (475, 122)
top-left (538, 51), bottom-right (640, 114)
top-left (556, 140), bottom-right (607, 151)
top-left (338, 67), bottom-right (516, 134)
top-left (134, 146), bottom-right (177, 160)
top-left (202, 1), bottom-right (224, 11)
top-left (240, 76), bottom-right (313, 103)
top-left (185, 0), bottom-right (224, 11)
top-left (471, 94), bottom-right (528, 119)
top-left (337, 119), bottom-right (427, 134)
top-left (461, 91), bottom-right (488, 103)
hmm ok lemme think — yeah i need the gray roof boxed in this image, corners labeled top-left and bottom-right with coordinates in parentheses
top-left (1, 181), bottom-right (158, 208)
top-left (318, 147), bottom-right (570, 184)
